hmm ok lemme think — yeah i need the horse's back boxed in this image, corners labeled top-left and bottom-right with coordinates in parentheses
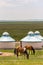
top-left (25, 45), bottom-right (33, 50)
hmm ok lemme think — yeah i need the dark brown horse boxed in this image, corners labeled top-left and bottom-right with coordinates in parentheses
top-left (14, 46), bottom-right (29, 59)
top-left (25, 45), bottom-right (35, 55)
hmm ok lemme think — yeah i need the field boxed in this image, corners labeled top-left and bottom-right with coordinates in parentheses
top-left (0, 49), bottom-right (43, 65)
top-left (0, 21), bottom-right (43, 65)
top-left (0, 21), bottom-right (43, 41)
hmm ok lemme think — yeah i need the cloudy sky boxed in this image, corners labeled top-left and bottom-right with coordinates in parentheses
top-left (0, 0), bottom-right (43, 20)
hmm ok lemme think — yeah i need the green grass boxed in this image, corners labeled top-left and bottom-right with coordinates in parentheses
top-left (0, 60), bottom-right (43, 65)
top-left (0, 49), bottom-right (14, 53)
top-left (0, 50), bottom-right (43, 65)
top-left (0, 21), bottom-right (43, 65)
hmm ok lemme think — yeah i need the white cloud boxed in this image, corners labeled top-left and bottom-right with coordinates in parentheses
top-left (0, 0), bottom-right (9, 7)
top-left (0, 0), bottom-right (39, 7)
top-left (0, 0), bottom-right (43, 20)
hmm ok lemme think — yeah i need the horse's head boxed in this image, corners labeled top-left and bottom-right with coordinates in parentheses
top-left (14, 48), bottom-right (17, 54)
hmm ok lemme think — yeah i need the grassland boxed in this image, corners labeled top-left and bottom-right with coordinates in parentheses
top-left (0, 21), bottom-right (43, 41)
top-left (0, 21), bottom-right (43, 65)
top-left (0, 49), bottom-right (43, 65)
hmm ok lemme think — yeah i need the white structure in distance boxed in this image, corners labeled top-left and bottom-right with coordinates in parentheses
top-left (0, 32), bottom-right (15, 49)
top-left (20, 31), bottom-right (43, 49)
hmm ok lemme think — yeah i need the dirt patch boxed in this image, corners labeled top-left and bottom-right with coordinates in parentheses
top-left (0, 52), bottom-right (14, 56)
top-left (38, 55), bottom-right (43, 58)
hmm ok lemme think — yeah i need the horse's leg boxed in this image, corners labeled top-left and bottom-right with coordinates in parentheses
top-left (30, 50), bottom-right (32, 55)
top-left (31, 50), bottom-right (33, 55)
top-left (23, 53), bottom-right (25, 59)
top-left (29, 50), bottom-right (31, 55)
top-left (26, 51), bottom-right (29, 59)
top-left (29, 50), bottom-right (30, 54)
top-left (20, 53), bottom-right (23, 59)
top-left (17, 50), bottom-right (18, 58)
top-left (24, 50), bottom-right (29, 59)
top-left (27, 53), bottom-right (29, 59)
top-left (32, 50), bottom-right (33, 54)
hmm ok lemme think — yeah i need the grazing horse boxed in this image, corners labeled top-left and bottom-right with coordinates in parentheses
top-left (25, 45), bottom-right (35, 55)
top-left (14, 46), bottom-right (29, 59)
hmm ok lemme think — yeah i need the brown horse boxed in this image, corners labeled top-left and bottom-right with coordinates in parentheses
top-left (14, 46), bottom-right (29, 59)
top-left (25, 45), bottom-right (35, 55)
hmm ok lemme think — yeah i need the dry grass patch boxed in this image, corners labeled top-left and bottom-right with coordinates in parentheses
top-left (0, 52), bottom-right (14, 56)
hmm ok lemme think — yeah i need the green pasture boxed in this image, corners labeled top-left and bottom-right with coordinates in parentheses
top-left (0, 21), bottom-right (43, 65)
top-left (0, 49), bottom-right (43, 65)
top-left (0, 22), bottom-right (43, 41)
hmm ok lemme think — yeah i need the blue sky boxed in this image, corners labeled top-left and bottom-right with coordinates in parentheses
top-left (0, 0), bottom-right (43, 20)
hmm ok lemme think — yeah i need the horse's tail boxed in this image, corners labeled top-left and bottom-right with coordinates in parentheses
top-left (14, 48), bottom-right (18, 58)
top-left (14, 48), bottom-right (16, 54)
top-left (32, 47), bottom-right (35, 55)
